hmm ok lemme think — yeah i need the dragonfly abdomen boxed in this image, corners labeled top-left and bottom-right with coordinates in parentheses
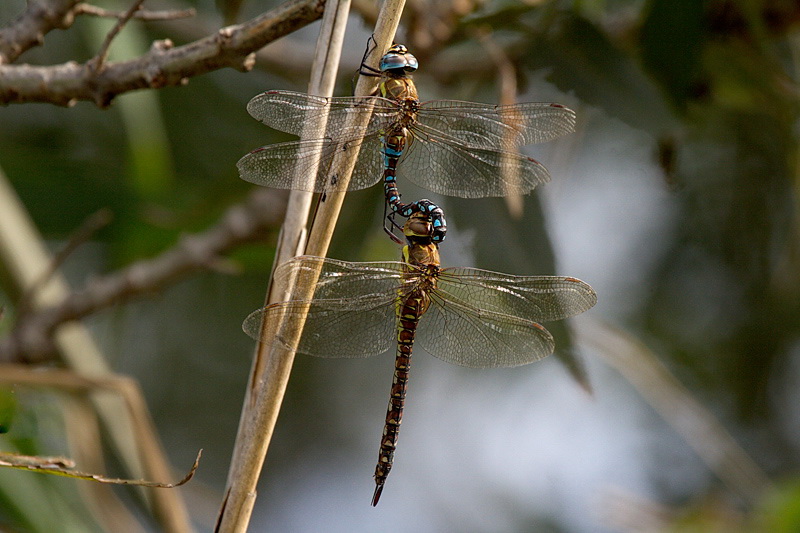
top-left (381, 129), bottom-right (447, 242)
top-left (372, 295), bottom-right (427, 506)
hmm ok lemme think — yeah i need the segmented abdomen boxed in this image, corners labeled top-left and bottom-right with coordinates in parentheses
top-left (381, 127), bottom-right (448, 242)
top-left (371, 291), bottom-right (427, 506)
top-left (382, 127), bottom-right (407, 213)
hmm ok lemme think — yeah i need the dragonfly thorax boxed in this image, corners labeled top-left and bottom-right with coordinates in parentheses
top-left (379, 77), bottom-right (419, 103)
top-left (403, 243), bottom-right (439, 269)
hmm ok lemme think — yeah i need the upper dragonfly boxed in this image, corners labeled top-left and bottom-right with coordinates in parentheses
top-left (237, 44), bottom-right (577, 242)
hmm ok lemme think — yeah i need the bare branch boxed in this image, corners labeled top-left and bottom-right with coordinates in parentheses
top-left (17, 208), bottom-right (113, 318)
top-left (0, 0), bottom-right (326, 107)
top-left (0, 188), bottom-right (287, 363)
top-left (74, 3), bottom-right (196, 22)
top-left (88, 0), bottom-right (148, 73)
top-left (0, 0), bottom-right (82, 65)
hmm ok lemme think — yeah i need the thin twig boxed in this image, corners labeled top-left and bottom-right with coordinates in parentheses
top-left (75, 3), bottom-right (196, 22)
top-left (88, 0), bottom-right (147, 73)
top-left (0, 449), bottom-right (201, 488)
top-left (226, 0), bottom-right (349, 476)
top-left (16, 208), bottom-right (113, 319)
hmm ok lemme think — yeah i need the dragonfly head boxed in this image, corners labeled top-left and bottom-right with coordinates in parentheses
top-left (403, 212), bottom-right (435, 244)
top-left (380, 44), bottom-right (418, 74)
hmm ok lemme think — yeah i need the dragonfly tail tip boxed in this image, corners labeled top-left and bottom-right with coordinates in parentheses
top-left (371, 483), bottom-right (384, 506)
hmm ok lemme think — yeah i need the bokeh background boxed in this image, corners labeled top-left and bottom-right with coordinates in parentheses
top-left (1, 0), bottom-right (799, 531)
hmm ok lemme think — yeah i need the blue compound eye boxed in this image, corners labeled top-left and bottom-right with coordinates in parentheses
top-left (380, 54), bottom-right (406, 71)
top-left (380, 49), bottom-right (418, 73)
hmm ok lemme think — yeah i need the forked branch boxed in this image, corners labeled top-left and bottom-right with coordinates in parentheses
top-left (0, 0), bottom-right (326, 106)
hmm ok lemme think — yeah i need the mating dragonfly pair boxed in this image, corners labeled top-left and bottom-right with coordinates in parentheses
top-left (238, 44), bottom-right (596, 505)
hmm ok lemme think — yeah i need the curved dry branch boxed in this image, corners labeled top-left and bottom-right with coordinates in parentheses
top-left (0, 0), bottom-right (82, 65)
top-left (0, 448), bottom-right (201, 488)
top-left (0, 188), bottom-right (287, 363)
top-left (0, 0), bottom-right (325, 107)
top-left (74, 4), bottom-right (196, 22)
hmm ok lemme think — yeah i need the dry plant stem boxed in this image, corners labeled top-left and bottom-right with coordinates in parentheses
top-left (251, 1), bottom-right (351, 382)
top-left (0, 168), bottom-right (194, 533)
top-left (225, 0), bottom-right (349, 493)
top-left (60, 395), bottom-right (147, 533)
top-left (576, 317), bottom-right (774, 505)
top-left (216, 2), bottom-right (407, 531)
top-left (0, 0), bottom-right (326, 106)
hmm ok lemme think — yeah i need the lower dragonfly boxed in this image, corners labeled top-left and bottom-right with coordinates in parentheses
top-left (242, 213), bottom-right (597, 505)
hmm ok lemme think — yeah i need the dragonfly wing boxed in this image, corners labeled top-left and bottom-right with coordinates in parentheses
top-left (417, 298), bottom-right (555, 368)
top-left (237, 136), bottom-right (385, 193)
top-left (243, 296), bottom-right (397, 358)
top-left (244, 257), bottom-right (408, 358)
top-left (272, 256), bottom-right (406, 301)
top-left (246, 90), bottom-right (400, 139)
top-left (418, 100), bottom-right (576, 149)
top-left (435, 268), bottom-right (597, 322)
top-left (398, 132), bottom-right (551, 198)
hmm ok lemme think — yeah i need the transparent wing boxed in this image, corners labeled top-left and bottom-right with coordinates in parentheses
top-left (271, 256), bottom-right (407, 302)
top-left (417, 100), bottom-right (576, 150)
top-left (243, 257), bottom-right (411, 359)
top-left (417, 298), bottom-right (556, 368)
top-left (414, 270), bottom-right (596, 368)
top-left (435, 268), bottom-right (597, 322)
top-left (246, 90), bottom-right (401, 139)
top-left (236, 135), bottom-right (386, 193)
top-left (243, 295), bottom-right (398, 359)
top-left (397, 130), bottom-right (552, 197)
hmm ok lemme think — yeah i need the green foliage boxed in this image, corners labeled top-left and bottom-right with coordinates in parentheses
top-left (758, 481), bottom-right (800, 533)
top-left (640, 0), bottom-right (706, 108)
top-left (0, 388), bottom-right (15, 434)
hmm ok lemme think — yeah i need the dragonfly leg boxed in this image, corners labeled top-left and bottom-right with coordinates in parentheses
top-left (359, 35), bottom-right (382, 77)
top-left (383, 202), bottom-right (405, 244)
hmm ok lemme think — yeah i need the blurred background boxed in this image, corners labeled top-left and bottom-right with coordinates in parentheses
top-left (1, 0), bottom-right (799, 531)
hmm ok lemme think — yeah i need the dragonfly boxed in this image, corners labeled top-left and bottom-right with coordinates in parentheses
top-left (237, 44), bottom-right (576, 243)
top-left (242, 213), bottom-right (597, 505)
